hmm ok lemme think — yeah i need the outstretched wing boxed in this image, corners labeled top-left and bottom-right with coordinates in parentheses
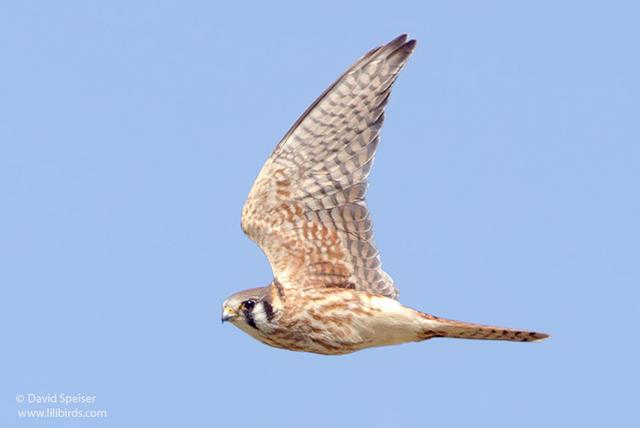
top-left (241, 35), bottom-right (416, 299)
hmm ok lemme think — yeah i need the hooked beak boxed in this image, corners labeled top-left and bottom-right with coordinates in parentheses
top-left (221, 305), bottom-right (238, 324)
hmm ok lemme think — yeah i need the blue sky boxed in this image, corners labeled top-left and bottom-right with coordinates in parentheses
top-left (1, 1), bottom-right (638, 426)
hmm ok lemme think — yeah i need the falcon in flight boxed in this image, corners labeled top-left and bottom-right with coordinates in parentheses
top-left (222, 34), bottom-right (549, 355)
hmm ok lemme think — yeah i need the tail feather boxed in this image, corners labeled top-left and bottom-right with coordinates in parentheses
top-left (421, 314), bottom-right (549, 342)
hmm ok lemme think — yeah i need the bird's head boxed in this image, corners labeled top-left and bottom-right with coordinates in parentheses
top-left (221, 286), bottom-right (276, 333)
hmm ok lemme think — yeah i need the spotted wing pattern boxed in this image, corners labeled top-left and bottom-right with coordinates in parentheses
top-left (241, 35), bottom-right (416, 299)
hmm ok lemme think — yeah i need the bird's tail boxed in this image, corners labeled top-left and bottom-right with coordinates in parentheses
top-left (420, 313), bottom-right (549, 342)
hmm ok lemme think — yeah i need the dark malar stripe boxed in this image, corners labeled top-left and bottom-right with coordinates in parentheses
top-left (244, 310), bottom-right (258, 330)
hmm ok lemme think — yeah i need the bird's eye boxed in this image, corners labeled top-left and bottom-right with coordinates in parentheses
top-left (241, 300), bottom-right (256, 311)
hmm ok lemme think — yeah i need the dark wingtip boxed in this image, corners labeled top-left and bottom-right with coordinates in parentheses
top-left (384, 35), bottom-right (417, 64)
top-left (387, 34), bottom-right (417, 57)
top-left (404, 39), bottom-right (417, 53)
top-left (389, 34), bottom-right (408, 46)
top-left (387, 34), bottom-right (417, 50)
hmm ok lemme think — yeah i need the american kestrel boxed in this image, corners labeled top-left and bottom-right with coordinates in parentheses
top-left (222, 34), bottom-right (549, 355)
